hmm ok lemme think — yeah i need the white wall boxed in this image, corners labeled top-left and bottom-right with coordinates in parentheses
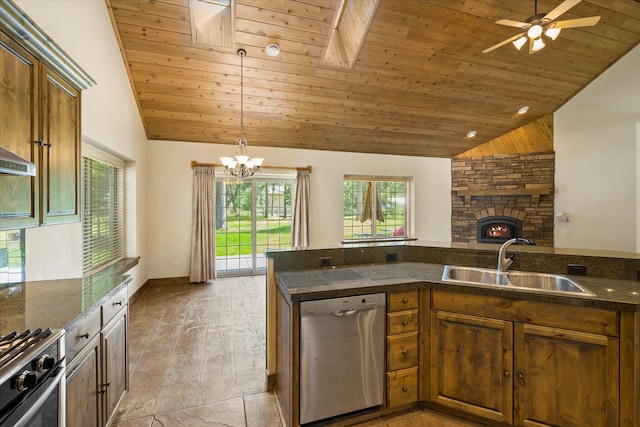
top-left (146, 141), bottom-right (451, 279)
top-left (15, 1), bottom-right (149, 294)
top-left (555, 44), bottom-right (640, 252)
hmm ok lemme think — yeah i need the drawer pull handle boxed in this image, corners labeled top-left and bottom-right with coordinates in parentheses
top-left (401, 349), bottom-right (408, 355)
top-left (402, 298), bottom-right (409, 304)
top-left (402, 386), bottom-right (408, 393)
top-left (113, 300), bottom-right (123, 306)
top-left (79, 333), bottom-right (89, 339)
top-left (402, 320), bottom-right (408, 326)
top-left (504, 371), bottom-right (510, 378)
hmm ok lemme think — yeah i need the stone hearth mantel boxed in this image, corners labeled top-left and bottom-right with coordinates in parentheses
top-left (454, 184), bottom-right (553, 207)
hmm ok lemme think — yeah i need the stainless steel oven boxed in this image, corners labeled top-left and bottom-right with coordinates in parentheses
top-left (0, 329), bottom-right (65, 427)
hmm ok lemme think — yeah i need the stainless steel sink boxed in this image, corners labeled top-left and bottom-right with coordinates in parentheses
top-left (443, 266), bottom-right (509, 286)
top-left (442, 265), bottom-right (595, 296)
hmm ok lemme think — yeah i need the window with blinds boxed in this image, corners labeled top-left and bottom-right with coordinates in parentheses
top-left (82, 155), bottom-right (124, 275)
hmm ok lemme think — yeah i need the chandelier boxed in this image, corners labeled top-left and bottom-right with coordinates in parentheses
top-left (220, 48), bottom-right (263, 178)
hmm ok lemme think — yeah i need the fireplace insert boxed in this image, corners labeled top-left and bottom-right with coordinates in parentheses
top-left (477, 216), bottom-right (522, 244)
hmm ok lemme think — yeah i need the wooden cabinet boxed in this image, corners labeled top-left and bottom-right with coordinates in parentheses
top-left (101, 297), bottom-right (128, 425)
top-left (0, 29), bottom-right (39, 228)
top-left (430, 290), bottom-right (620, 427)
top-left (386, 290), bottom-right (419, 408)
top-left (40, 65), bottom-right (81, 225)
top-left (513, 323), bottom-right (618, 427)
top-left (0, 5), bottom-right (92, 230)
top-left (66, 336), bottom-right (102, 427)
top-left (65, 287), bottom-right (128, 427)
top-left (431, 311), bottom-right (514, 424)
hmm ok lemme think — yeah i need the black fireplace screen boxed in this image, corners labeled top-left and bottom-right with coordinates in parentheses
top-left (477, 216), bottom-right (522, 243)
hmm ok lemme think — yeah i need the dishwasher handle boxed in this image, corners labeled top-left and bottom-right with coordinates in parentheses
top-left (332, 309), bottom-right (359, 317)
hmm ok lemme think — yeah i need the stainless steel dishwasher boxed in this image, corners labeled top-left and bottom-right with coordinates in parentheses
top-left (299, 293), bottom-right (386, 425)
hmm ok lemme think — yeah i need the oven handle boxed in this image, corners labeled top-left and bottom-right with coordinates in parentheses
top-left (14, 366), bottom-right (65, 427)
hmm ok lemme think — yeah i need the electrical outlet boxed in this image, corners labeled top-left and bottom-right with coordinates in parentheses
top-left (0, 248), bottom-right (8, 268)
top-left (319, 256), bottom-right (332, 267)
top-left (567, 264), bottom-right (587, 276)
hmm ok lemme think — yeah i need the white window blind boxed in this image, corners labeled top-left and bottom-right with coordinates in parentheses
top-left (82, 155), bottom-right (124, 275)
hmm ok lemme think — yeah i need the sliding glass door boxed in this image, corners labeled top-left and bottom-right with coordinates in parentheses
top-left (215, 175), bottom-right (293, 275)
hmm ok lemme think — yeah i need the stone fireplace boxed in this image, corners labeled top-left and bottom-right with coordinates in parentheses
top-left (451, 152), bottom-right (555, 247)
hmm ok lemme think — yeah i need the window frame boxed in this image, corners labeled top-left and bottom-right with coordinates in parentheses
top-left (81, 145), bottom-right (125, 276)
top-left (342, 175), bottom-right (412, 243)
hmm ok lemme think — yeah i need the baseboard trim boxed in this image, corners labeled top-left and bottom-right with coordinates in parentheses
top-left (129, 279), bottom-right (149, 306)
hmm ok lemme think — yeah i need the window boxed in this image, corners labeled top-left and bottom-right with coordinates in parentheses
top-left (82, 149), bottom-right (124, 275)
top-left (343, 176), bottom-right (410, 241)
top-left (0, 229), bottom-right (24, 284)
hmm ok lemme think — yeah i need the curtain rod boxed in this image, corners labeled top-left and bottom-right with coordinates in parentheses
top-left (191, 160), bottom-right (311, 172)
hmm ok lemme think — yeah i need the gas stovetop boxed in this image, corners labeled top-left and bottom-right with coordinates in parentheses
top-left (0, 329), bottom-right (54, 370)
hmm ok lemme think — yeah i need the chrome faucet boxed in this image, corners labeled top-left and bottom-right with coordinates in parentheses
top-left (497, 238), bottom-right (535, 272)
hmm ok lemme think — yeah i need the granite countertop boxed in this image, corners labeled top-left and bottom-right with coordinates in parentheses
top-left (0, 258), bottom-right (138, 333)
top-left (276, 262), bottom-right (640, 311)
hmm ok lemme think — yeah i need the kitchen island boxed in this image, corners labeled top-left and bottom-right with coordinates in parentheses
top-left (266, 243), bottom-right (640, 427)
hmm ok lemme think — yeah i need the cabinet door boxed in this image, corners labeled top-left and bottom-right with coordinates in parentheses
top-left (0, 30), bottom-right (39, 229)
top-left (102, 309), bottom-right (128, 425)
top-left (40, 65), bottom-right (80, 225)
top-left (66, 337), bottom-right (101, 427)
top-left (431, 311), bottom-right (513, 424)
top-left (513, 323), bottom-right (619, 427)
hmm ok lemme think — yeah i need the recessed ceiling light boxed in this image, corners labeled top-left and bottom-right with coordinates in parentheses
top-left (518, 106), bottom-right (529, 115)
top-left (266, 43), bottom-right (280, 57)
top-left (466, 130), bottom-right (477, 138)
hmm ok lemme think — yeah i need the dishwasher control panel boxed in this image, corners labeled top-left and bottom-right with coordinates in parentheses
top-left (301, 293), bottom-right (386, 316)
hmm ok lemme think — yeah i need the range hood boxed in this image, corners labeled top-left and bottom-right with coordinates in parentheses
top-left (0, 146), bottom-right (36, 176)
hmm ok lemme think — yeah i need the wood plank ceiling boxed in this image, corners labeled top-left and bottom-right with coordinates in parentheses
top-left (106, 0), bottom-right (640, 158)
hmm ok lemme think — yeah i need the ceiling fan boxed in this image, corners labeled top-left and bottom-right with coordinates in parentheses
top-left (483, 0), bottom-right (601, 54)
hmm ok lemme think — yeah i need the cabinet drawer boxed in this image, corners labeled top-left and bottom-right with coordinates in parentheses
top-left (387, 332), bottom-right (419, 371)
top-left (65, 308), bottom-right (101, 362)
top-left (388, 290), bottom-right (419, 312)
top-left (102, 287), bottom-right (127, 326)
top-left (432, 290), bottom-right (619, 336)
top-left (387, 310), bottom-right (419, 335)
top-left (387, 367), bottom-right (418, 408)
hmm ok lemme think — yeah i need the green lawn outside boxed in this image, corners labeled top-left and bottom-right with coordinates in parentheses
top-left (216, 217), bottom-right (291, 256)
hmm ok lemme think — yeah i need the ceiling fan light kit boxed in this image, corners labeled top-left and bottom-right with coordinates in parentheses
top-left (483, 0), bottom-right (600, 54)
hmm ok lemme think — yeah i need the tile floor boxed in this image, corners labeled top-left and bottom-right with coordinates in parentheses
top-left (112, 276), bottom-right (489, 427)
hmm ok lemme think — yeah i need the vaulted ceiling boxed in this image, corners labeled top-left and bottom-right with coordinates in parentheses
top-left (106, 0), bottom-right (640, 158)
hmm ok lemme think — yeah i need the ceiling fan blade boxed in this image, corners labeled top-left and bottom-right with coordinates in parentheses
top-left (482, 32), bottom-right (526, 53)
top-left (554, 16), bottom-right (601, 28)
top-left (544, 0), bottom-right (582, 22)
top-left (495, 19), bottom-right (529, 28)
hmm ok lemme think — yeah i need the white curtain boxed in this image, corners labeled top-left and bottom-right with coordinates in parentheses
top-left (189, 165), bottom-right (216, 282)
top-left (291, 169), bottom-right (310, 247)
